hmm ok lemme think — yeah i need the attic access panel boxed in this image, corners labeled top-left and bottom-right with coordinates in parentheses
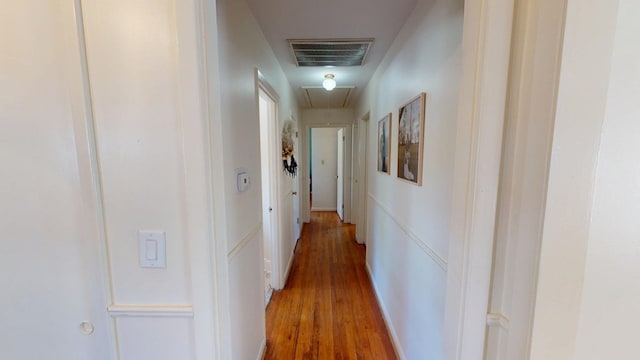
top-left (289, 39), bottom-right (374, 67)
top-left (303, 87), bottom-right (353, 108)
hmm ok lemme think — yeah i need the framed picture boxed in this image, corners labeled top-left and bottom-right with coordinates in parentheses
top-left (397, 93), bottom-right (426, 185)
top-left (377, 113), bottom-right (392, 174)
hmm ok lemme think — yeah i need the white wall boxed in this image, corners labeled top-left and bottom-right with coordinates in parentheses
top-left (311, 128), bottom-right (339, 211)
top-left (531, 0), bottom-right (640, 359)
top-left (574, 2), bottom-right (640, 357)
top-left (353, 0), bottom-right (463, 358)
top-left (1, 2), bottom-right (113, 358)
top-left (83, 0), bottom-right (191, 306)
top-left (528, 0), bottom-right (618, 357)
top-left (216, 0), bottom-right (300, 358)
top-left (2, 0), bottom-right (220, 359)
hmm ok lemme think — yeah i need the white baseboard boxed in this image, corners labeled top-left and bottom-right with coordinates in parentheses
top-left (365, 262), bottom-right (406, 360)
top-left (311, 207), bottom-right (337, 212)
top-left (255, 338), bottom-right (266, 360)
top-left (283, 249), bottom-right (295, 288)
top-left (298, 222), bottom-right (305, 240)
top-left (264, 287), bottom-right (273, 308)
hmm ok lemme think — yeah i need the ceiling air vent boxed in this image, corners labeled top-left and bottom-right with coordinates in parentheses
top-left (288, 39), bottom-right (374, 67)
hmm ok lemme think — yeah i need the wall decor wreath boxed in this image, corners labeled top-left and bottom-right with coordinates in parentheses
top-left (281, 119), bottom-right (297, 177)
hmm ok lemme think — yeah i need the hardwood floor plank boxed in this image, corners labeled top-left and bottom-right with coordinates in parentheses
top-left (264, 212), bottom-right (397, 360)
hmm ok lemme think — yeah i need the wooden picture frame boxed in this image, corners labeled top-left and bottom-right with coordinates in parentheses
top-left (377, 113), bottom-right (392, 174)
top-left (397, 93), bottom-right (426, 185)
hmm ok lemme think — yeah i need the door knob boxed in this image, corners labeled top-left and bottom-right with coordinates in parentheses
top-left (79, 321), bottom-right (94, 335)
top-left (292, 192), bottom-right (298, 195)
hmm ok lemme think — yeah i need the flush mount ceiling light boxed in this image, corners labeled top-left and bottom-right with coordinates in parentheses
top-left (322, 74), bottom-right (337, 91)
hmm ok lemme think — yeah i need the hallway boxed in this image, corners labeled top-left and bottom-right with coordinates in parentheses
top-left (264, 212), bottom-right (397, 359)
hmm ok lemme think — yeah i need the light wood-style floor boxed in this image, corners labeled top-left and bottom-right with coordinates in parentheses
top-left (264, 211), bottom-right (398, 359)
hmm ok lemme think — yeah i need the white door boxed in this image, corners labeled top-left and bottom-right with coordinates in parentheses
top-left (337, 129), bottom-right (345, 221)
top-left (1, 2), bottom-right (113, 358)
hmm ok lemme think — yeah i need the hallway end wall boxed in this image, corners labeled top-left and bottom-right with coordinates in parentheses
top-left (216, 0), bottom-right (300, 358)
top-left (353, 0), bottom-right (463, 358)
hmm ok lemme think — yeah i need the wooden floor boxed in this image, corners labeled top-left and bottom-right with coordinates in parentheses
top-left (264, 212), bottom-right (398, 360)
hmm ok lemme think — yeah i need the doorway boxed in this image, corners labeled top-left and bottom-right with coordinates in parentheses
top-left (258, 81), bottom-right (280, 306)
top-left (309, 127), bottom-right (345, 220)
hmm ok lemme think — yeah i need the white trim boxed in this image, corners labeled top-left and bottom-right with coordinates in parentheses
top-left (107, 304), bottom-right (194, 318)
top-left (255, 339), bottom-right (267, 360)
top-left (175, 1), bottom-right (224, 359)
top-left (366, 263), bottom-right (405, 360)
top-left (256, 71), bottom-right (284, 290)
top-left (356, 114), bottom-right (369, 245)
top-left (257, 71), bottom-right (280, 101)
top-left (348, 122), bottom-right (358, 225)
top-left (485, 0), bottom-right (568, 358)
top-left (487, 312), bottom-right (510, 330)
top-left (282, 245), bottom-right (296, 288)
top-left (72, 0), bottom-right (118, 357)
top-left (202, 0), bottom-right (233, 357)
top-left (299, 125), bottom-right (310, 224)
top-left (311, 207), bottom-right (338, 212)
top-left (227, 222), bottom-right (262, 261)
top-left (443, 0), bottom-right (516, 358)
top-left (264, 287), bottom-right (273, 307)
top-left (301, 122), bottom-right (353, 225)
top-left (368, 193), bottom-right (448, 271)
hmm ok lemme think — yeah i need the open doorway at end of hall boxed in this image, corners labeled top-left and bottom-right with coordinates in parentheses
top-left (309, 127), bottom-right (345, 221)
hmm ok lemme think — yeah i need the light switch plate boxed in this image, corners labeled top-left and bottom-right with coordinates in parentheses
top-left (236, 168), bottom-right (250, 193)
top-left (139, 231), bottom-right (166, 268)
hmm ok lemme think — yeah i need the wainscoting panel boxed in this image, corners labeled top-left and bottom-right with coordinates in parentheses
top-left (368, 193), bottom-right (448, 270)
top-left (366, 199), bottom-right (447, 360)
top-left (228, 225), bottom-right (266, 360)
top-left (115, 317), bottom-right (195, 359)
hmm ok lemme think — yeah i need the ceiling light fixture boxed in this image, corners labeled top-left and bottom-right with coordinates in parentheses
top-left (322, 74), bottom-right (336, 91)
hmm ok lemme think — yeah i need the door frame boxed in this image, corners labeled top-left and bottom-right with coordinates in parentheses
top-left (443, 0), bottom-right (517, 358)
top-left (256, 70), bottom-right (284, 290)
top-left (484, 0), bottom-right (568, 358)
top-left (303, 124), bottom-right (350, 221)
top-left (290, 115), bottom-right (301, 243)
top-left (197, 0), bottom-right (519, 357)
top-left (336, 128), bottom-right (345, 220)
top-left (354, 112), bottom-right (369, 245)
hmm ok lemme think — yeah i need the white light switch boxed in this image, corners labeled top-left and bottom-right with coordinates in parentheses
top-left (139, 231), bottom-right (166, 268)
top-left (145, 239), bottom-right (158, 260)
